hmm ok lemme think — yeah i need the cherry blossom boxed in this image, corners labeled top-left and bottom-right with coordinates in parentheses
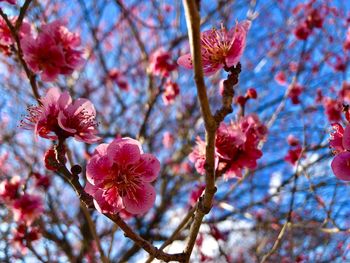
top-left (12, 194), bottom-right (44, 225)
top-left (323, 98), bottom-right (342, 122)
top-left (108, 68), bottom-right (129, 91)
top-left (21, 20), bottom-right (84, 81)
top-left (189, 114), bottom-right (267, 178)
top-left (12, 224), bottom-right (41, 253)
top-left (330, 123), bottom-right (350, 181)
top-left (162, 131), bottom-right (174, 148)
top-left (0, 176), bottom-right (21, 202)
top-left (21, 87), bottom-right (100, 143)
top-left (162, 81), bottom-right (179, 105)
top-left (149, 49), bottom-right (177, 77)
top-left (178, 20), bottom-right (250, 75)
top-left (0, 17), bottom-right (31, 54)
top-left (86, 138), bottom-right (160, 215)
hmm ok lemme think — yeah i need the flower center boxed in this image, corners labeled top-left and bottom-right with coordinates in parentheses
top-left (201, 26), bottom-right (234, 64)
top-left (111, 163), bottom-right (143, 202)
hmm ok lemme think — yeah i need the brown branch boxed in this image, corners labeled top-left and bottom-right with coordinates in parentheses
top-left (182, 0), bottom-right (218, 261)
top-left (0, 3), bottom-right (40, 102)
top-left (105, 214), bottom-right (186, 262)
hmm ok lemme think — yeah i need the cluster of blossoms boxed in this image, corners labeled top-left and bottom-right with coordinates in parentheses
top-left (85, 137), bottom-right (160, 215)
top-left (148, 48), bottom-right (179, 105)
top-left (317, 82), bottom-right (350, 123)
top-left (149, 49), bottom-right (177, 77)
top-left (293, 2), bottom-right (324, 40)
top-left (0, 174), bottom-right (47, 251)
top-left (288, 82), bottom-right (304, 105)
top-left (162, 81), bottom-right (179, 105)
top-left (190, 114), bottom-right (267, 179)
top-left (21, 87), bottom-right (100, 143)
top-left (284, 135), bottom-right (303, 166)
top-left (21, 86), bottom-right (160, 216)
top-left (330, 123), bottom-right (350, 181)
top-left (107, 68), bottom-right (129, 91)
top-left (178, 20), bottom-right (250, 75)
top-left (21, 20), bottom-right (85, 81)
top-left (0, 17), bottom-right (31, 55)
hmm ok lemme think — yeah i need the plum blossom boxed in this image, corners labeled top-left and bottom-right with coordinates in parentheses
top-left (108, 68), bottom-right (129, 91)
top-left (86, 138), bottom-right (160, 215)
top-left (274, 71), bottom-right (287, 86)
top-left (330, 123), bottom-right (350, 181)
top-left (323, 97), bottom-right (342, 122)
top-left (189, 184), bottom-right (205, 207)
top-left (21, 20), bottom-right (84, 81)
top-left (189, 114), bottom-right (267, 178)
top-left (12, 224), bottom-right (41, 253)
top-left (21, 87), bottom-right (100, 143)
top-left (0, 0), bottom-right (16, 4)
top-left (0, 176), bottom-right (21, 202)
top-left (162, 131), bottom-right (174, 148)
top-left (12, 194), bottom-right (43, 225)
top-left (149, 49), bottom-right (177, 77)
top-left (178, 20), bottom-right (250, 75)
top-left (162, 81), bottom-right (179, 105)
top-left (344, 28), bottom-right (350, 51)
top-left (285, 146), bottom-right (303, 166)
top-left (0, 17), bottom-right (31, 54)
top-left (288, 83), bottom-right (303, 104)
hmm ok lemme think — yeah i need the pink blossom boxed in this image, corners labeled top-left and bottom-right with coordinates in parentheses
top-left (108, 68), bottom-right (129, 91)
top-left (294, 23), bottom-right (311, 40)
top-left (149, 49), bottom-right (177, 77)
top-left (0, 17), bottom-right (31, 54)
top-left (344, 28), bottom-right (350, 51)
top-left (21, 20), bottom-right (84, 81)
top-left (12, 224), bottom-right (41, 253)
top-left (0, 0), bottom-right (16, 4)
top-left (189, 184), bottom-right (205, 207)
top-left (189, 114), bottom-right (267, 178)
top-left (12, 194), bottom-right (44, 225)
top-left (288, 83), bottom-right (303, 104)
top-left (162, 81), bottom-right (179, 105)
top-left (33, 173), bottom-right (51, 190)
top-left (287, 135), bottom-right (300, 147)
top-left (189, 136), bottom-right (218, 175)
top-left (0, 176), bottom-right (21, 202)
top-left (339, 81), bottom-right (350, 103)
top-left (86, 138), bottom-right (160, 215)
top-left (178, 21), bottom-right (250, 75)
top-left (274, 71), bottom-right (287, 86)
top-left (21, 87), bottom-right (100, 143)
top-left (330, 124), bottom-right (350, 181)
top-left (285, 146), bottom-right (303, 166)
top-left (305, 9), bottom-right (323, 29)
top-left (162, 131), bottom-right (174, 148)
top-left (323, 98), bottom-right (342, 122)
top-left (330, 123), bottom-right (345, 154)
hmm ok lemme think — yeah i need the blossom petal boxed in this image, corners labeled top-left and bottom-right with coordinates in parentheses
top-left (85, 182), bottom-right (123, 214)
top-left (225, 20), bottom-right (250, 67)
top-left (123, 183), bottom-right (156, 214)
top-left (107, 137), bottom-right (142, 165)
top-left (177, 53), bottom-right (193, 69)
top-left (86, 155), bottom-right (113, 187)
top-left (134, 153), bottom-right (160, 182)
top-left (342, 125), bottom-right (350, 150)
top-left (331, 152), bottom-right (350, 181)
top-left (58, 91), bottom-right (72, 110)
